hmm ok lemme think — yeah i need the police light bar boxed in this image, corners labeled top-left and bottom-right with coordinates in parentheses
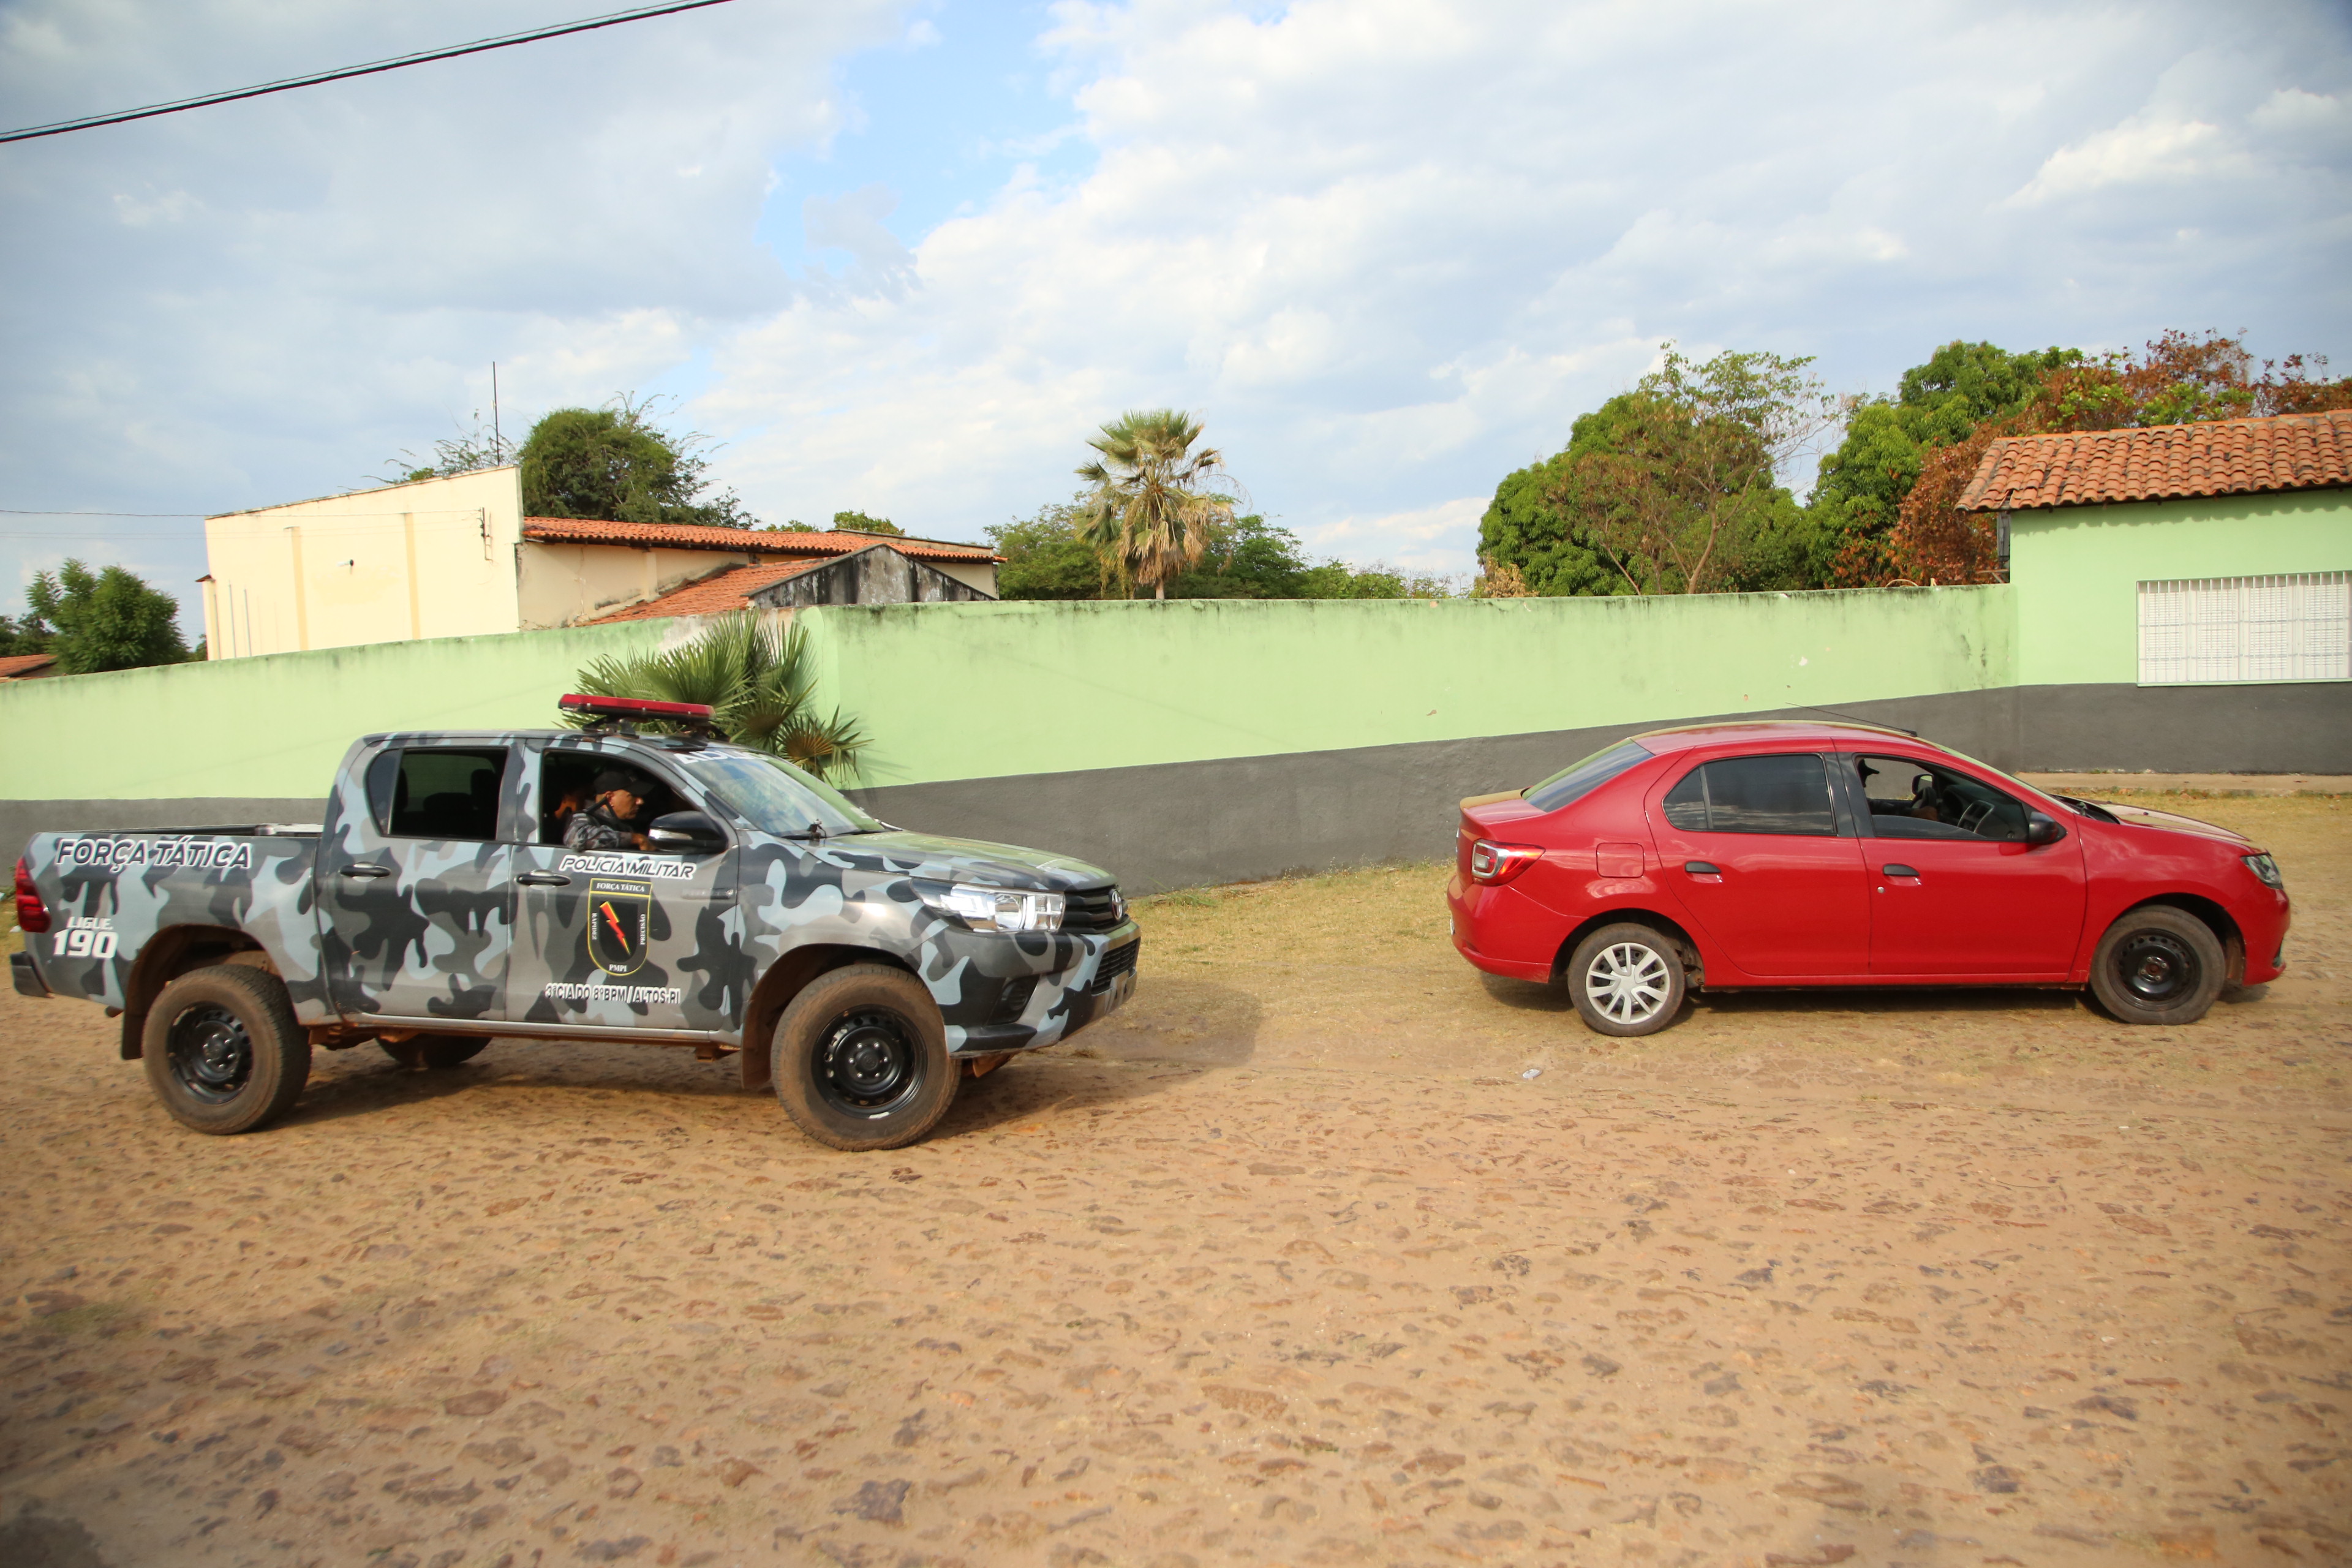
top-left (558, 693), bottom-right (715, 722)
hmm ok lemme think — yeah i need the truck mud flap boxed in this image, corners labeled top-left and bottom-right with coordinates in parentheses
top-left (10, 951), bottom-right (49, 999)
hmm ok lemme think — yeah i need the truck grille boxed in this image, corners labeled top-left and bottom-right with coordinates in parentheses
top-left (1063, 886), bottom-right (1128, 934)
top-left (1091, 938), bottom-right (1140, 992)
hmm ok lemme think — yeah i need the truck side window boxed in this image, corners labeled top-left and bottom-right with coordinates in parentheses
top-left (379, 747), bottom-right (509, 842)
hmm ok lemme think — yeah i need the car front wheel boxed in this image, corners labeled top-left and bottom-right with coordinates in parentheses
top-left (1567, 923), bottom-right (1687, 1038)
top-left (2089, 905), bottom-right (2224, 1025)
top-left (772, 964), bottom-right (960, 1151)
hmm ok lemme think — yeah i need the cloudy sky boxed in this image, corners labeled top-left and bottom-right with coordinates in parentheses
top-left (2, 0), bottom-right (2347, 630)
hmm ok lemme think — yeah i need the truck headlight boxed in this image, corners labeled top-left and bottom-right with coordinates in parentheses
top-left (919, 883), bottom-right (1066, 933)
top-left (2243, 853), bottom-right (2284, 889)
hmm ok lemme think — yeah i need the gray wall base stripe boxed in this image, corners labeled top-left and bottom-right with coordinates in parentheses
top-left (6, 682), bottom-right (2343, 891)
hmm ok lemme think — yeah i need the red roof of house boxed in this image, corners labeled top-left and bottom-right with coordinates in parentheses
top-left (584, 559), bottom-right (832, 624)
top-left (522, 516), bottom-right (999, 562)
top-left (1957, 409), bottom-right (2352, 513)
top-left (0, 652), bottom-right (58, 679)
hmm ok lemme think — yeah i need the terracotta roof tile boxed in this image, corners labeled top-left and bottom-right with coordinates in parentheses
top-left (0, 652), bottom-right (58, 678)
top-left (584, 559), bottom-right (832, 624)
top-left (1957, 409), bottom-right (2352, 512)
top-left (522, 516), bottom-right (999, 562)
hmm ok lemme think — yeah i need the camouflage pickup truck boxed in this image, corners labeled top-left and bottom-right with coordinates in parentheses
top-left (9, 698), bottom-right (1139, 1150)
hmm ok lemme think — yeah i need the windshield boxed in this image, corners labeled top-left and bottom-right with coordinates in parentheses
top-left (671, 748), bottom-right (884, 837)
top-left (1525, 739), bottom-right (1654, 813)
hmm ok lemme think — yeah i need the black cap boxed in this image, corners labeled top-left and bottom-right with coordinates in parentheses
top-left (591, 769), bottom-right (643, 795)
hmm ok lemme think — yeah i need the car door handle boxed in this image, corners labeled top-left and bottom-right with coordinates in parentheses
top-left (1879, 864), bottom-right (1920, 882)
top-left (339, 864), bottom-right (393, 880)
top-left (1683, 861), bottom-right (1722, 882)
top-left (517, 872), bottom-right (571, 887)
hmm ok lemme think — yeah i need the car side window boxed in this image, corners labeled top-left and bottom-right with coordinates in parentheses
top-left (1661, 754), bottom-right (1838, 835)
top-left (375, 747), bottom-right (509, 842)
top-left (1852, 754), bottom-right (2029, 842)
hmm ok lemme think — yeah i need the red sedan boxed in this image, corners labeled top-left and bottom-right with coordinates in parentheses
top-left (1448, 722), bottom-right (2291, 1036)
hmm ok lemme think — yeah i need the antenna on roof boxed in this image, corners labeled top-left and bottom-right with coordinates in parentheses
top-left (491, 363), bottom-right (503, 464)
top-left (1795, 704), bottom-right (1918, 737)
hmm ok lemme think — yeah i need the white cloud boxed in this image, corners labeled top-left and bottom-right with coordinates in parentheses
top-left (2, 0), bottom-right (2348, 611)
top-left (2010, 115), bottom-right (2229, 202)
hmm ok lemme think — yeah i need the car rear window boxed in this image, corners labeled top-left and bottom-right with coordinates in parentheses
top-left (1525, 740), bottom-right (1653, 813)
top-left (1662, 754), bottom-right (1838, 836)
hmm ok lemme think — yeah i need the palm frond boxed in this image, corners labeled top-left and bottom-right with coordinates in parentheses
top-left (566, 612), bottom-right (866, 779)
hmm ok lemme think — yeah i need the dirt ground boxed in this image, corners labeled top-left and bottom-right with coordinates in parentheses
top-left (1, 793), bottom-right (2346, 1568)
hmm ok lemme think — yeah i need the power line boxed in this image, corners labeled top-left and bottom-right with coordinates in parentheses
top-left (0, 508), bottom-right (206, 517)
top-left (0, 0), bottom-right (741, 145)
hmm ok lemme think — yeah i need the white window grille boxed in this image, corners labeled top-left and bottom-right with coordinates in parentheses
top-left (2137, 572), bottom-right (2351, 685)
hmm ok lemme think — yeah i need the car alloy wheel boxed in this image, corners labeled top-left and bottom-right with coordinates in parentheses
top-left (1585, 941), bottom-right (1671, 1026)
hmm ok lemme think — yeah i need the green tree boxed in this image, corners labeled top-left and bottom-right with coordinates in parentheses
top-left (1483, 346), bottom-right (1831, 597)
top-left (0, 611), bottom-right (49, 657)
top-left (519, 396), bottom-right (756, 528)
top-left (23, 560), bottom-right (188, 673)
top-left (1166, 514), bottom-right (1315, 598)
top-left (568, 613), bottom-right (865, 779)
top-left (1808, 341), bottom-right (2082, 585)
top-left (988, 499), bottom-right (1110, 600)
top-left (1076, 410), bottom-right (1235, 598)
top-left (829, 510), bottom-right (903, 536)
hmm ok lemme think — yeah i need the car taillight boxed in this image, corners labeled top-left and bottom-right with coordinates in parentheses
top-left (13, 858), bottom-right (50, 934)
top-left (1469, 840), bottom-right (1543, 886)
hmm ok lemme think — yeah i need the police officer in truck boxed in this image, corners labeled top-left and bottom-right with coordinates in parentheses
top-left (563, 767), bottom-right (654, 852)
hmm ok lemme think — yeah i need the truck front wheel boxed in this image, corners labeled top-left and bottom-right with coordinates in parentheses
top-left (141, 965), bottom-right (312, 1134)
top-left (772, 964), bottom-right (959, 1152)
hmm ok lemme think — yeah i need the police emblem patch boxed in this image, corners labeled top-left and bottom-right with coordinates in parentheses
top-left (586, 877), bottom-right (653, 976)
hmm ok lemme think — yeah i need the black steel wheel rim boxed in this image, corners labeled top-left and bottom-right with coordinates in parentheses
top-left (168, 1003), bottom-right (255, 1104)
top-left (2116, 930), bottom-right (2198, 1005)
top-left (814, 1006), bottom-right (924, 1118)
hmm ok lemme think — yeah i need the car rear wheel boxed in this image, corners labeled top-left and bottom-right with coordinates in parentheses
top-left (141, 965), bottom-right (312, 1134)
top-left (2089, 905), bottom-right (2224, 1026)
top-left (772, 964), bottom-right (959, 1152)
top-left (1567, 923), bottom-right (1687, 1038)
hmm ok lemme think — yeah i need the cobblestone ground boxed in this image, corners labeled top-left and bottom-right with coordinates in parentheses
top-left (1, 794), bottom-right (2345, 1568)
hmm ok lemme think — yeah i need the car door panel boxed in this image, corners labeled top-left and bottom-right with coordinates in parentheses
top-left (1648, 752), bottom-right (1871, 979)
top-left (505, 744), bottom-right (740, 1034)
top-left (318, 742), bottom-right (517, 1020)
top-left (1844, 752), bottom-right (2089, 976)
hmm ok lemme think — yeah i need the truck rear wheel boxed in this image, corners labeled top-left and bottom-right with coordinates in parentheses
top-left (380, 1035), bottom-right (489, 1070)
top-left (772, 964), bottom-right (959, 1152)
top-left (141, 965), bottom-right (312, 1135)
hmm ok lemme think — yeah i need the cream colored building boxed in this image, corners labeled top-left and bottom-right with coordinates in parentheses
top-left (200, 467), bottom-right (999, 658)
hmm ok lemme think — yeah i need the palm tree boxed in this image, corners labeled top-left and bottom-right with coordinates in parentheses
top-left (569, 612), bottom-right (867, 778)
top-left (1076, 410), bottom-right (1235, 599)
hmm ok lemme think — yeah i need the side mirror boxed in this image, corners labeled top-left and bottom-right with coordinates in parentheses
top-left (2025, 811), bottom-right (2067, 847)
top-left (646, 810), bottom-right (726, 856)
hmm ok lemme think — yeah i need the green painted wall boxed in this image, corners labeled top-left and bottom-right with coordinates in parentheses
top-left (1, 589), bottom-right (2015, 802)
top-left (807, 587), bottom-right (2016, 788)
top-left (0, 620), bottom-right (666, 802)
top-left (2011, 488), bottom-right (2352, 686)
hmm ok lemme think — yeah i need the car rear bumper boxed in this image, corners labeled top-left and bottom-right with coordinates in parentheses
top-left (1447, 877), bottom-right (1558, 983)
